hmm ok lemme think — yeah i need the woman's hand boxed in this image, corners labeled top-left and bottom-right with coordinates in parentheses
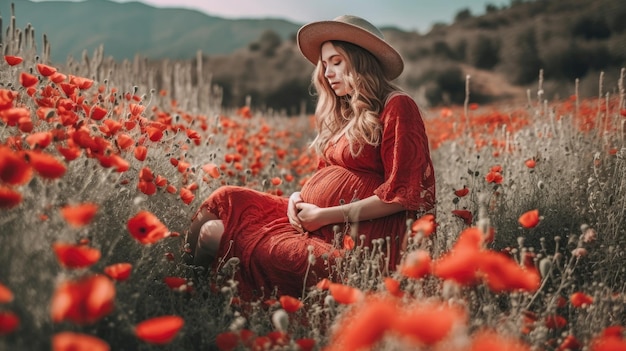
top-left (295, 202), bottom-right (326, 232)
top-left (287, 192), bottom-right (305, 233)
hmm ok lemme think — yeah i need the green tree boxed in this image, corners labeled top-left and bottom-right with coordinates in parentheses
top-left (469, 34), bottom-right (500, 69)
top-left (503, 27), bottom-right (542, 84)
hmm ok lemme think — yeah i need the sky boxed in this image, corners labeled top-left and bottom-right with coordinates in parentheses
top-left (33, 0), bottom-right (511, 33)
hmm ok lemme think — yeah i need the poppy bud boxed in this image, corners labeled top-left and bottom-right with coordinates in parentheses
top-left (271, 309), bottom-right (289, 332)
top-left (539, 258), bottom-right (552, 278)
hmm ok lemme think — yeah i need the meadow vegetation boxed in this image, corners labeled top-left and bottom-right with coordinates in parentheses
top-left (1, 4), bottom-right (626, 351)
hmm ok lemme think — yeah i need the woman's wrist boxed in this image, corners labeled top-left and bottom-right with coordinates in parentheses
top-left (320, 206), bottom-right (348, 226)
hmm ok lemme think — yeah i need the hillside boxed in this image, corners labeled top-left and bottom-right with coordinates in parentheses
top-left (198, 0), bottom-right (625, 110)
top-left (1, 0), bottom-right (301, 62)
top-left (2, 0), bottom-right (625, 112)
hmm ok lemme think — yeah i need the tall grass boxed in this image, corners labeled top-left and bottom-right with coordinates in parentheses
top-left (1, 8), bottom-right (625, 351)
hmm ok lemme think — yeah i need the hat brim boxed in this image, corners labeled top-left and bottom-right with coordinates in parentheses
top-left (297, 20), bottom-right (404, 80)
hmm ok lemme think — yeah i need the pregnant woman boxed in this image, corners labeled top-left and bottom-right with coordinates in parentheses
top-left (186, 15), bottom-right (436, 300)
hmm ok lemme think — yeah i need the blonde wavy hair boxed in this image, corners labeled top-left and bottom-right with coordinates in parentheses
top-left (310, 40), bottom-right (400, 158)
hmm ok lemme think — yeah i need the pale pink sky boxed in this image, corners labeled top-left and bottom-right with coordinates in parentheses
top-left (34, 0), bottom-right (510, 33)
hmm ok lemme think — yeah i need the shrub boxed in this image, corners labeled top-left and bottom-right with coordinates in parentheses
top-left (468, 34), bottom-right (500, 70)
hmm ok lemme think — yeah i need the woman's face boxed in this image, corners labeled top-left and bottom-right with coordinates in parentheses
top-left (320, 41), bottom-right (352, 97)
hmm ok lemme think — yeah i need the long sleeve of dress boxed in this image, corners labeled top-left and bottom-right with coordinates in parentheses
top-left (373, 95), bottom-right (436, 212)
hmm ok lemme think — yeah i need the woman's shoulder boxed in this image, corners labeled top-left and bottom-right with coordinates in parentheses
top-left (383, 91), bottom-right (421, 116)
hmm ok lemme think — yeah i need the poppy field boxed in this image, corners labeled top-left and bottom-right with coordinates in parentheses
top-left (2, 17), bottom-right (626, 351)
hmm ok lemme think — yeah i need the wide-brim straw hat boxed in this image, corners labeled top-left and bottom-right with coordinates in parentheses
top-left (297, 15), bottom-right (404, 80)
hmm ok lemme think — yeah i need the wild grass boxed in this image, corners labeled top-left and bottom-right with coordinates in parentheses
top-left (1, 15), bottom-right (625, 351)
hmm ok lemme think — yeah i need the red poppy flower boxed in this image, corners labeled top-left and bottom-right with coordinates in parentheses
top-left (134, 315), bottom-right (184, 345)
top-left (518, 209), bottom-right (540, 229)
top-left (52, 242), bottom-right (101, 269)
top-left (154, 175), bottom-right (167, 187)
top-left (432, 247), bottom-right (481, 286)
top-left (383, 277), bottom-right (403, 297)
top-left (0, 186), bottom-right (22, 209)
top-left (60, 83), bottom-right (76, 97)
top-left (137, 180), bottom-right (157, 196)
top-left (180, 187), bottom-right (195, 205)
top-left (51, 274), bottom-right (116, 325)
top-left (57, 145), bottom-right (82, 162)
top-left (316, 278), bottom-right (331, 290)
top-left (90, 105), bottom-right (108, 120)
top-left (52, 332), bottom-right (110, 351)
top-left (489, 165), bottom-right (503, 172)
top-left (185, 128), bottom-right (201, 145)
top-left (163, 277), bottom-right (192, 292)
top-left (60, 203), bottom-right (98, 227)
top-left (216, 331), bottom-right (239, 351)
top-left (127, 210), bottom-right (169, 244)
top-left (0, 89), bottom-right (17, 110)
top-left (411, 213), bottom-right (436, 236)
top-left (600, 325), bottom-right (624, 338)
top-left (25, 151), bottom-right (67, 179)
top-left (432, 228), bottom-right (483, 284)
top-left (279, 295), bottom-right (303, 313)
top-left (25, 131), bottom-right (53, 149)
top-left (591, 335), bottom-right (626, 351)
top-left (271, 177), bottom-right (282, 186)
top-left (394, 303), bottom-right (466, 346)
top-left (478, 251), bottom-right (540, 293)
top-left (400, 249), bottom-right (432, 279)
top-left (116, 133), bottom-right (134, 150)
top-left (146, 126), bottom-right (163, 142)
top-left (545, 315), bottom-right (567, 329)
top-left (19, 72), bottom-right (38, 88)
top-left (0, 311), bottom-right (20, 335)
top-left (452, 209), bottom-right (473, 225)
top-left (570, 292), bottom-right (593, 308)
top-left (295, 338), bottom-right (316, 351)
top-left (0, 106), bottom-right (30, 126)
top-left (139, 167), bottom-right (154, 182)
top-left (69, 75), bottom-right (94, 90)
top-left (49, 71), bottom-right (67, 84)
top-left (267, 331), bottom-right (289, 347)
top-left (454, 187), bottom-right (469, 197)
top-left (485, 171), bottom-right (503, 184)
top-left (558, 334), bottom-right (581, 351)
top-left (4, 55), bottom-right (23, 66)
top-left (109, 154), bottom-right (129, 173)
top-left (328, 283), bottom-right (363, 304)
top-left (129, 103), bottom-right (145, 116)
top-left (327, 297), bottom-right (396, 350)
top-left (134, 145), bottom-right (148, 161)
top-left (470, 329), bottom-right (531, 351)
top-left (36, 63), bottom-right (57, 77)
top-left (177, 160), bottom-right (191, 173)
top-left (104, 263), bottom-right (132, 282)
top-left (0, 282), bottom-right (13, 303)
top-left (524, 159), bottom-right (536, 168)
top-left (343, 235), bottom-right (355, 250)
top-left (0, 148), bottom-right (33, 185)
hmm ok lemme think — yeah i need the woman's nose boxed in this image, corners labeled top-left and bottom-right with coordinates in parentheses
top-left (324, 66), bottom-right (334, 78)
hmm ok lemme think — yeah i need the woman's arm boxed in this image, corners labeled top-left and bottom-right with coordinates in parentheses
top-left (295, 195), bottom-right (406, 232)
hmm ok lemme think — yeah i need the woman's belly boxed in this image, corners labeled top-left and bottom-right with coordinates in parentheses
top-left (300, 165), bottom-right (384, 208)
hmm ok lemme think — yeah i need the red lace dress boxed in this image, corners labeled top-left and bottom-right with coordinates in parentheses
top-left (194, 94), bottom-right (435, 300)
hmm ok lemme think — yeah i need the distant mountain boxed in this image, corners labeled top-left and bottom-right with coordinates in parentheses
top-left (1, 0), bottom-right (302, 63)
